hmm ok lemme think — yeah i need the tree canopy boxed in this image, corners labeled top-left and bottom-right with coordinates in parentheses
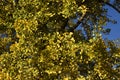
top-left (0, 0), bottom-right (120, 80)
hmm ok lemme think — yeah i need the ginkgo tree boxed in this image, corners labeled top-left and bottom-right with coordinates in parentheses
top-left (0, 0), bottom-right (120, 80)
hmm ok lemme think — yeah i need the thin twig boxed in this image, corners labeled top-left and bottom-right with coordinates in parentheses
top-left (105, 2), bottom-right (120, 13)
top-left (69, 12), bottom-right (87, 32)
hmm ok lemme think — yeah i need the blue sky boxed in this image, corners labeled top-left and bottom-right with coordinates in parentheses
top-left (103, 5), bottom-right (120, 40)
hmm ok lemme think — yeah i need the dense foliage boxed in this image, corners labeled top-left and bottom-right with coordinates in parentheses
top-left (0, 0), bottom-right (120, 80)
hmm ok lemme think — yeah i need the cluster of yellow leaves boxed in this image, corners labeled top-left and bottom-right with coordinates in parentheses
top-left (0, 0), bottom-right (120, 79)
top-left (1, 30), bottom-right (120, 79)
top-left (14, 19), bottom-right (38, 38)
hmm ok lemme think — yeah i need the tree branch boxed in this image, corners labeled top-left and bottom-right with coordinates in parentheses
top-left (69, 0), bottom-right (120, 32)
top-left (98, 0), bottom-right (120, 13)
top-left (60, 18), bottom-right (69, 31)
top-left (105, 2), bottom-right (120, 13)
top-left (69, 12), bottom-right (86, 32)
